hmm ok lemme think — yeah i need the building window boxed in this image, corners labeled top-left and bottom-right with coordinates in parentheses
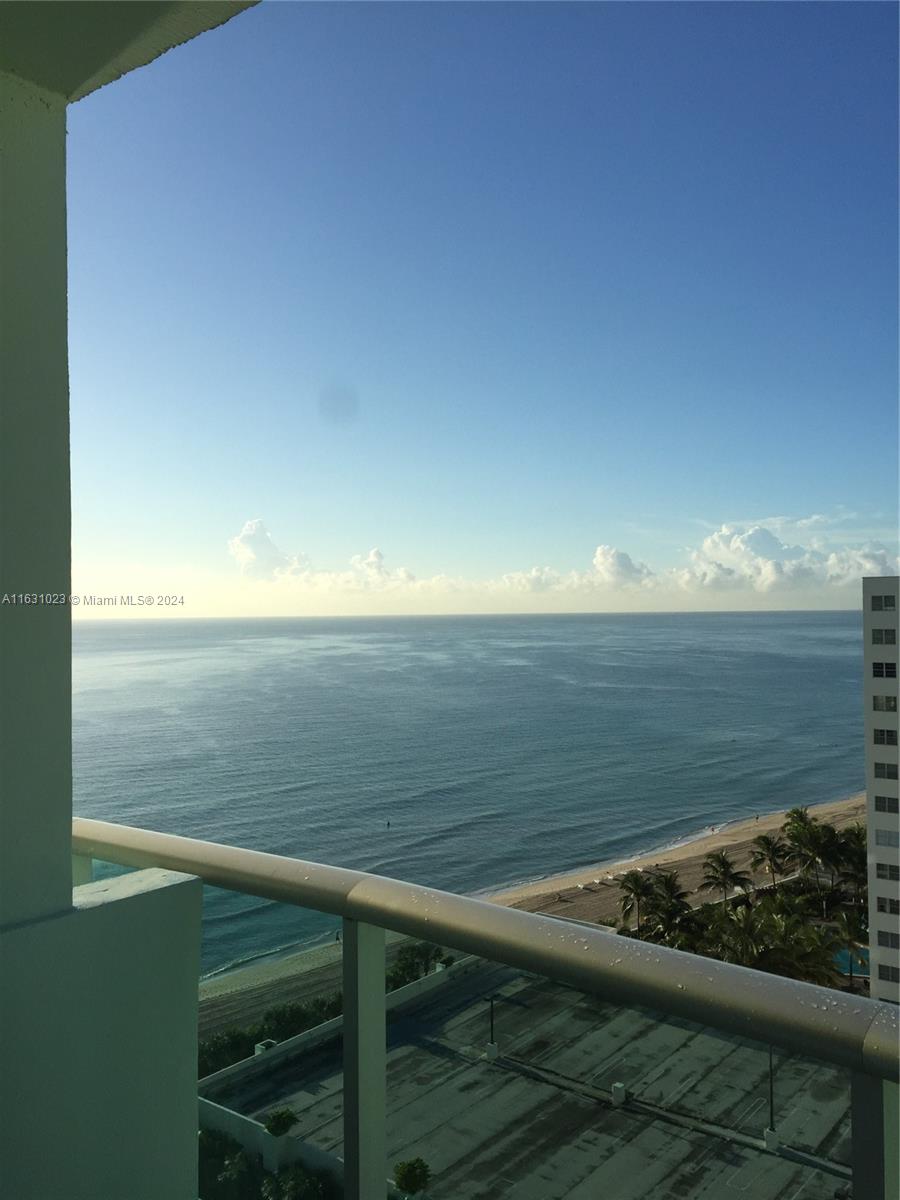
top-left (874, 696), bottom-right (899, 712)
top-left (878, 965), bottom-right (900, 982)
top-left (877, 863), bottom-right (900, 880)
top-left (875, 729), bottom-right (899, 746)
top-left (876, 829), bottom-right (900, 848)
top-left (877, 896), bottom-right (900, 915)
top-left (877, 931), bottom-right (900, 949)
top-left (873, 629), bottom-right (898, 645)
top-left (873, 596), bottom-right (898, 612)
top-left (875, 763), bottom-right (899, 780)
top-left (875, 796), bottom-right (900, 814)
top-left (873, 663), bottom-right (898, 678)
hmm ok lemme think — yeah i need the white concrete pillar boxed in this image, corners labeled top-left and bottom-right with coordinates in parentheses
top-left (342, 918), bottom-right (386, 1200)
top-left (1, 869), bottom-right (202, 1199)
top-left (0, 70), bottom-right (72, 925)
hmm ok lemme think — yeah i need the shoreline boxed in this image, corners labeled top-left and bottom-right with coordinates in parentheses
top-left (198, 791), bottom-right (865, 1027)
top-left (471, 808), bottom-right (790, 903)
top-left (485, 791), bottom-right (865, 908)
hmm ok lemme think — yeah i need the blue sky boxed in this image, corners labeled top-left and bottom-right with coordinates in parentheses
top-left (67, 1), bottom-right (898, 616)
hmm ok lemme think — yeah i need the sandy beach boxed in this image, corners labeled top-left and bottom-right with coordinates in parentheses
top-left (490, 792), bottom-right (865, 925)
top-left (198, 792), bottom-right (864, 1038)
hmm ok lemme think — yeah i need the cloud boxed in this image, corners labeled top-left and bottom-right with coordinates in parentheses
top-left (227, 519), bottom-right (291, 578)
top-left (226, 515), bottom-right (898, 610)
top-left (591, 545), bottom-right (654, 586)
top-left (496, 566), bottom-right (566, 593)
top-left (672, 522), bottom-right (898, 593)
top-left (349, 547), bottom-right (415, 586)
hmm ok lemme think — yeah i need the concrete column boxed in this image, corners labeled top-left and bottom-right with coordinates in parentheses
top-left (0, 869), bottom-right (202, 1199)
top-left (0, 70), bottom-right (72, 925)
top-left (342, 918), bottom-right (386, 1200)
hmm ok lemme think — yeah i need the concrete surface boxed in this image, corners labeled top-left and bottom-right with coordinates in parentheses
top-left (213, 960), bottom-right (852, 1199)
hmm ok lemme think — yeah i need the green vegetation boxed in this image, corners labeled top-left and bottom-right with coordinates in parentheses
top-left (748, 833), bottom-right (788, 888)
top-left (615, 814), bottom-right (868, 991)
top-left (200, 942), bottom-right (450, 1078)
top-left (264, 1107), bottom-right (299, 1138)
top-left (617, 870), bottom-right (656, 936)
top-left (198, 1130), bottom-right (339, 1200)
top-left (261, 1163), bottom-right (337, 1200)
top-left (199, 993), bottom-right (343, 1078)
top-left (199, 1131), bottom-right (266, 1200)
top-left (699, 850), bottom-right (752, 905)
top-left (387, 943), bottom-right (453, 991)
top-left (393, 1157), bottom-right (431, 1195)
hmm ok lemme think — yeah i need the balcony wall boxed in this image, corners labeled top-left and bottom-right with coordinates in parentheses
top-left (0, 869), bottom-right (201, 1200)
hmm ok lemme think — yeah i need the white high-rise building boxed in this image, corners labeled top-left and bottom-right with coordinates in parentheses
top-left (863, 576), bottom-right (900, 1004)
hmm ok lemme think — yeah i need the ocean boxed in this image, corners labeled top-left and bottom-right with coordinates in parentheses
top-left (72, 611), bottom-right (863, 975)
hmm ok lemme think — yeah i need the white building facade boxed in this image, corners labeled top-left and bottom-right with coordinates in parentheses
top-left (864, 576), bottom-right (900, 1004)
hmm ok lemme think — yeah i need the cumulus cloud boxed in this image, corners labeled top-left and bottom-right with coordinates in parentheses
top-left (228, 519), bottom-right (295, 578)
top-left (591, 545), bottom-right (654, 586)
top-left (226, 515), bottom-right (897, 609)
top-left (497, 565), bottom-right (567, 593)
top-left (672, 523), bottom-right (898, 594)
top-left (349, 547), bottom-right (415, 585)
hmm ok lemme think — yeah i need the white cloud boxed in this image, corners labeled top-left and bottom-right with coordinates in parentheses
top-left (496, 566), bottom-right (566, 593)
top-left (590, 544), bottom-right (654, 587)
top-left (227, 519), bottom-right (292, 578)
top-left (225, 515), bottom-right (898, 613)
top-left (348, 547), bottom-right (415, 586)
top-left (672, 522), bottom-right (898, 594)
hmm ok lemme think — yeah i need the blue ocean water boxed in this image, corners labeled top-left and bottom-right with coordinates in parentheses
top-left (72, 612), bottom-right (864, 974)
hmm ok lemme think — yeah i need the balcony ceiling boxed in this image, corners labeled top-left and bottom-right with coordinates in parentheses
top-left (0, 1), bottom-right (257, 102)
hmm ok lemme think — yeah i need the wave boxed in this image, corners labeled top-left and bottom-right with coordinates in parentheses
top-left (470, 790), bottom-right (862, 898)
top-left (199, 927), bottom-right (338, 982)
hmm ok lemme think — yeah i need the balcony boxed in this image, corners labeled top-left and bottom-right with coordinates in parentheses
top-left (72, 817), bottom-right (899, 1200)
top-left (0, 5), bottom-right (898, 1197)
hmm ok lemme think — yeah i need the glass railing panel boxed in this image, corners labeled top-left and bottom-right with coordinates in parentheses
top-left (197, 918), bottom-right (449, 1200)
top-left (196, 901), bottom-right (351, 1200)
top-left (380, 950), bottom-right (853, 1200)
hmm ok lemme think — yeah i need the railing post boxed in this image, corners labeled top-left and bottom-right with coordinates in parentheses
top-left (852, 1072), bottom-right (899, 1200)
top-left (342, 918), bottom-right (386, 1200)
top-left (71, 854), bottom-right (92, 886)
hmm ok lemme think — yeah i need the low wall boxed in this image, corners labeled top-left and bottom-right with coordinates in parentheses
top-left (200, 1097), bottom-right (344, 1177)
top-left (200, 1098), bottom-right (404, 1196)
top-left (200, 954), bottom-right (482, 1097)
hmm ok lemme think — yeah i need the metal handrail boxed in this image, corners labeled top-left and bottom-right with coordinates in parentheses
top-left (72, 817), bottom-right (899, 1082)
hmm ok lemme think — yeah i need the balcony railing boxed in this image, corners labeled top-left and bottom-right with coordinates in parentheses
top-left (72, 816), bottom-right (899, 1200)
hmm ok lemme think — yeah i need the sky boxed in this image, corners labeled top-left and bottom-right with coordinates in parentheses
top-left (66, 0), bottom-right (898, 618)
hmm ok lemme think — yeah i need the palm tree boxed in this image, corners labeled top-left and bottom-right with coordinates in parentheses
top-left (838, 824), bottom-right (868, 907)
top-left (642, 870), bottom-right (693, 946)
top-left (817, 822), bottom-right (843, 890)
top-left (649, 869), bottom-right (690, 908)
top-left (753, 916), bottom-right (841, 988)
top-left (749, 834), bottom-right (788, 890)
top-left (617, 870), bottom-right (656, 935)
top-left (833, 910), bottom-right (867, 992)
top-left (699, 849), bottom-right (753, 905)
top-left (783, 806), bottom-right (815, 835)
top-left (713, 903), bottom-right (762, 967)
top-left (784, 821), bottom-right (828, 910)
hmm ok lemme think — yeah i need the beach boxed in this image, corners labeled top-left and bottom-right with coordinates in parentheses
top-left (198, 792), bottom-right (865, 1038)
top-left (490, 792), bottom-right (865, 924)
